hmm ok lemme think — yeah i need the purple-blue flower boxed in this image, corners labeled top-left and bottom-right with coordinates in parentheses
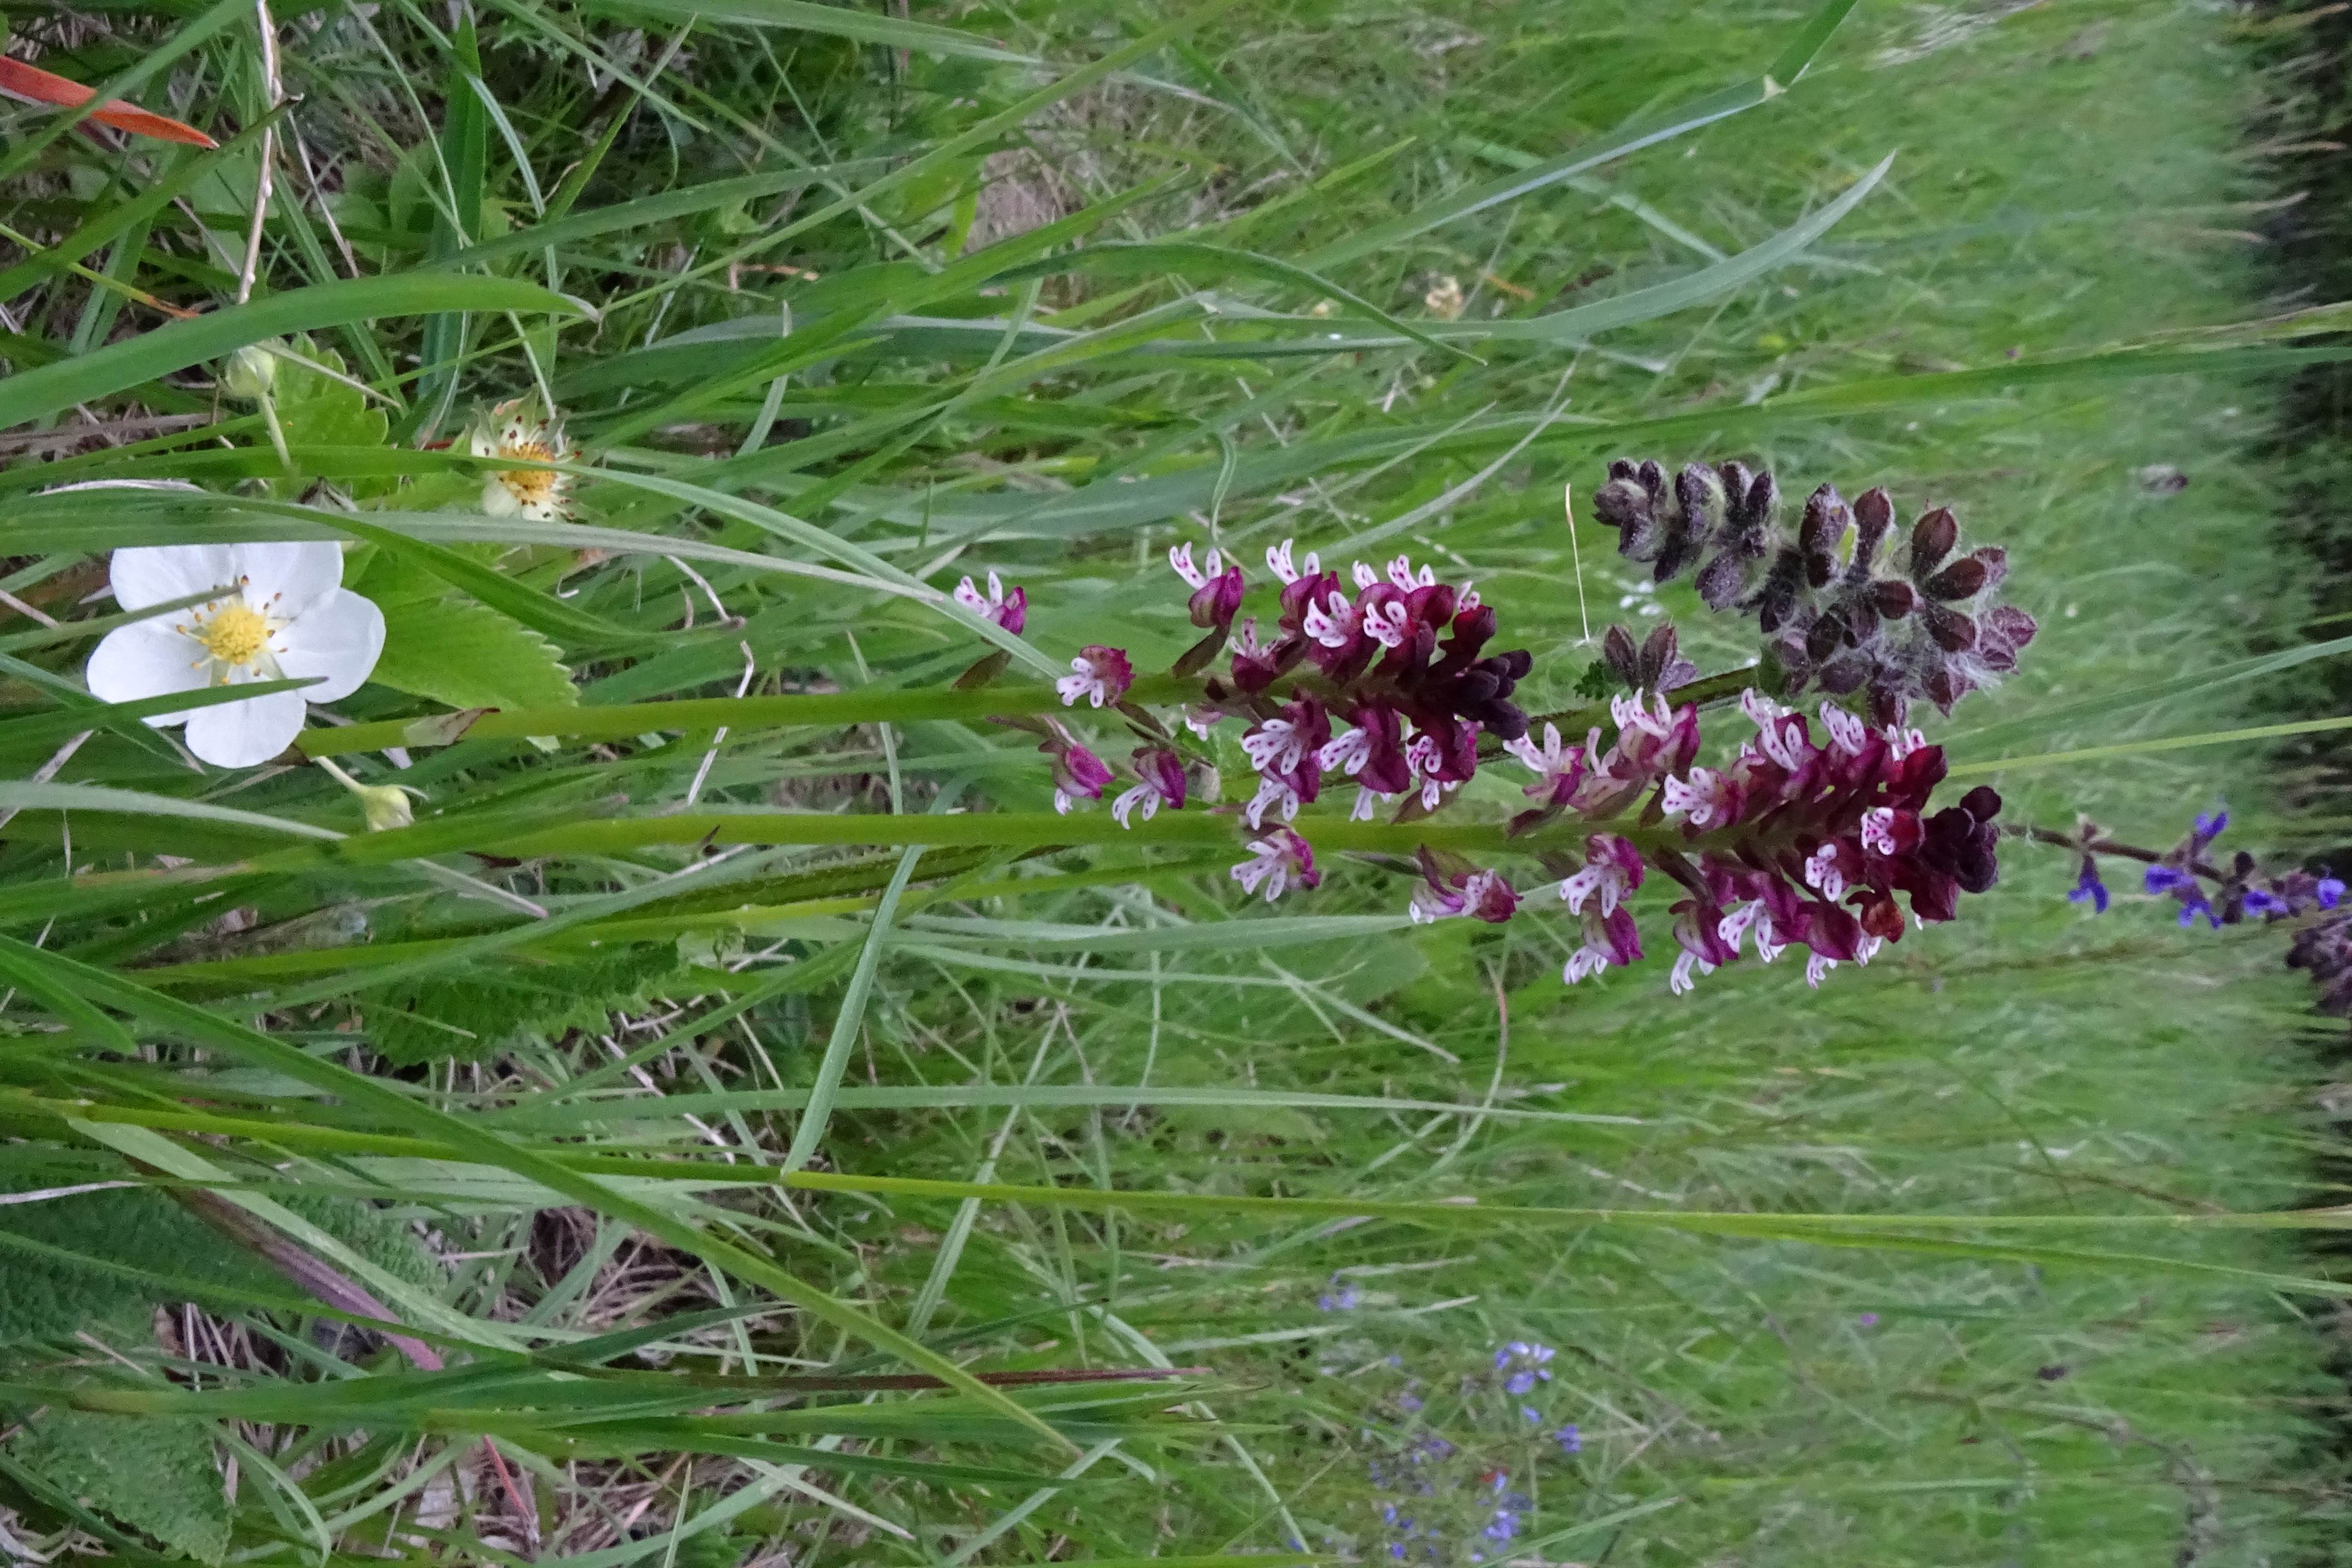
top-left (2194, 809), bottom-right (2228, 850)
top-left (2320, 872), bottom-right (2345, 911)
top-left (1480, 1488), bottom-right (1532, 1545)
top-left (1554, 1423), bottom-right (1582, 1454)
top-left (2066, 858), bottom-right (2108, 914)
top-left (2145, 864), bottom-right (2194, 895)
top-left (1856, 1312), bottom-right (1880, 1329)
top-left (1493, 1340), bottom-right (1554, 1396)
top-left (1318, 1279), bottom-right (1362, 1312)
top-left (2244, 888), bottom-right (2291, 919)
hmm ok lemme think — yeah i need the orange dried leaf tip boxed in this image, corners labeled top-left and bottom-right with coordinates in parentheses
top-left (0, 56), bottom-right (217, 148)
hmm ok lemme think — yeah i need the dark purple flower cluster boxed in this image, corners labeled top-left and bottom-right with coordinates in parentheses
top-left (1219, 540), bottom-right (1532, 828)
top-left (958, 458), bottom-right (2037, 994)
top-left (1499, 689), bottom-right (2001, 992)
top-left (1591, 460), bottom-right (2038, 725)
top-left (1018, 536), bottom-right (1535, 899)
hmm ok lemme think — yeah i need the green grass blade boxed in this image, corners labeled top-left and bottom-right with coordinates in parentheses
top-left (0, 276), bottom-right (589, 431)
top-left (781, 845), bottom-right (922, 1175)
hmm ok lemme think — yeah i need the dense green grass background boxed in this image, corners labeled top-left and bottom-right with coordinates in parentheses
top-left (0, 0), bottom-right (2346, 1564)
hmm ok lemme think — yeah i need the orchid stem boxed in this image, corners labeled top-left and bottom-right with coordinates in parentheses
top-left (297, 663), bottom-right (1771, 762)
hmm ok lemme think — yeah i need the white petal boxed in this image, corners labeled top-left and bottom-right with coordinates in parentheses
top-left (234, 541), bottom-right (345, 620)
top-left (108, 544), bottom-right (246, 612)
top-left (185, 688), bottom-right (306, 768)
top-left (85, 620), bottom-right (206, 725)
top-left (274, 589), bottom-right (385, 704)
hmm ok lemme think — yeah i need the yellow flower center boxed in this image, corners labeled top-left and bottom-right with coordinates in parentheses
top-left (496, 464), bottom-right (564, 508)
top-left (195, 603), bottom-right (271, 667)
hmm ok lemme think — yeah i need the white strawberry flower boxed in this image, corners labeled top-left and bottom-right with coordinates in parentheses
top-left (86, 541), bottom-right (385, 768)
top-left (470, 397), bottom-right (575, 522)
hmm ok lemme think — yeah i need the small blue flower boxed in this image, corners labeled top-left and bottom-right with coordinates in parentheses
top-left (2245, 888), bottom-right (2290, 919)
top-left (1480, 1491), bottom-right (1533, 1544)
top-left (2319, 872), bottom-right (2344, 911)
top-left (1493, 1340), bottom-right (1554, 1396)
top-left (2146, 864), bottom-right (2194, 895)
top-left (1555, 1423), bottom-right (1582, 1454)
top-left (2178, 893), bottom-right (2220, 929)
top-left (1521, 1404), bottom-right (1542, 1425)
top-left (2194, 809), bottom-right (2228, 849)
top-left (2067, 858), bottom-right (2108, 914)
top-left (1318, 1279), bottom-right (1362, 1311)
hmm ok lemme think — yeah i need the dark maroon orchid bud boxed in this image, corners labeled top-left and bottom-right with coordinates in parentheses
top-left (1922, 662), bottom-right (1973, 715)
top-left (1968, 546), bottom-right (2008, 595)
top-left (1739, 466), bottom-right (1779, 533)
top-left (1867, 681), bottom-right (1907, 729)
top-left (1191, 566), bottom-right (1245, 629)
top-left (1798, 484), bottom-right (1848, 588)
top-left (1716, 460), bottom-right (1753, 520)
top-left (1755, 549), bottom-right (1807, 632)
top-left (1592, 476), bottom-right (1654, 533)
top-left (1872, 578), bottom-right (1916, 620)
top-left (1816, 653), bottom-right (1869, 695)
top-left (1617, 507), bottom-right (1666, 563)
top-left (1921, 603), bottom-right (1977, 653)
top-left (1975, 604), bottom-right (2038, 673)
top-left (1674, 463), bottom-right (1726, 539)
top-left (1922, 555), bottom-right (1988, 602)
top-left (1653, 523), bottom-right (1700, 583)
top-left (1909, 507), bottom-right (1959, 578)
top-left (1635, 623), bottom-right (1680, 692)
top-left (1806, 609), bottom-right (1847, 663)
top-left (1852, 487), bottom-right (1895, 570)
top-left (1602, 624), bottom-right (1641, 688)
top-left (1697, 550), bottom-right (1749, 610)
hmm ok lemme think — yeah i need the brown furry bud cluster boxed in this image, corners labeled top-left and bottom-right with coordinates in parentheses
top-left (1590, 459), bottom-right (2038, 726)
